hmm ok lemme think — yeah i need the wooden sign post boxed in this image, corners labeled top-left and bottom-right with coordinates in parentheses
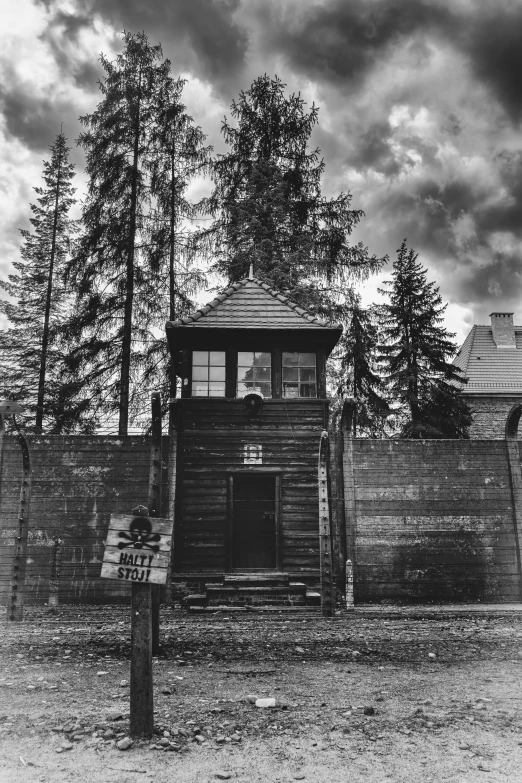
top-left (101, 508), bottom-right (173, 736)
top-left (100, 391), bottom-right (170, 737)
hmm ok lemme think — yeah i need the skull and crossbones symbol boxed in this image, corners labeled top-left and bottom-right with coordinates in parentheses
top-left (118, 516), bottom-right (161, 552)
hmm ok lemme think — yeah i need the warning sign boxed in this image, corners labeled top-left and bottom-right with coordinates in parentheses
top-left (100, 513), bottom-right (173, 585)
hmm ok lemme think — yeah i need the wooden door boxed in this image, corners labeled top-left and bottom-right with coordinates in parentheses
top-left (232, 474), bottom-right (276, 569)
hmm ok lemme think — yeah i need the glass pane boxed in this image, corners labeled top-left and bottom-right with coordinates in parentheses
top-left (238, 351), bottom-right (254, 366)
top-left (192, 366), bottom-right (209, 381)
top-left (300, 383), bottom-right (317, 398)
top-left (193, 384), bottom-right (209, 397)
top-left (283, 383), bottom-right (299, 398)
top-left (209, 366), bottom-right (226, 381)
top-left (283, 367), bottom-right (298, 382)
top-left (254, 352), bottom-right (271, 366)
top-left (258, 383), bottom-right (272, 397)
top-left (282, 352), bottom-right (298, 367)
top-left (238, 366), bottom-right (255, 383)
top-left (254, 367), bottom-right (271, 382)
top-left (193, 350), bottom-right (208, 366)
top-left (208, 382), bottom-right (226, 396)
top-left (300, 368), bottom-right (316, 383)
top-left (237, 382), bottom-right (251, 395)
top-left (209, 351), bottom-right (226, 366)
top-left (299, 352), bottom-right (316, 366)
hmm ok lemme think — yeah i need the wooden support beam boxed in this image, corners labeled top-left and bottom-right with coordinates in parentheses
top-left (318, 430), bottom-right (334, 617)
top-left (165, 398), bottom-right (179, 604)
top-left (328, 431), bottom-right (346, 590)
top-left (148, 391), bottom-right (162, 656)
top-left (48, 537), bottom-right (62, 612)
top-left (130, 545), bottom-right (154, 737)
top-left (345, 559), bottom-right (354, 612)
top-left (340, 398), bottom-right (357, 606)
top-left (8, 419), bottom-right (32, 622)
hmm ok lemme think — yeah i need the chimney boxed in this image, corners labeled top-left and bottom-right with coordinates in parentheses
top-left (490, 312), bottom-right (516, 348)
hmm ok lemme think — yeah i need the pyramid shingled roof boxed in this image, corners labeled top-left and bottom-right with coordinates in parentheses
top-left (454, 324), bottom-right (522, 394)
top-left (167, 277), bottom-right (342, 331)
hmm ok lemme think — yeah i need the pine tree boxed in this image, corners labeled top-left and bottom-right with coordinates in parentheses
top-left (0, 131), bottom-right (79, 432)
top-left (202, 75), bottom-right (382, 319)
top-left (145, 74), bottom-right (212, 404)
top-left (67, 32), bottom-right (182, 434)
top-left (378, 240), bottom-right (471, 439)
top-left (337, 297), bottom-right (389, 436)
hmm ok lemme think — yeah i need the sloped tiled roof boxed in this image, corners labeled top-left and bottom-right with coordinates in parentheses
top-left (454, 324), bottom-right (522, 393)
top-left (167, 277), bottom-right (342, 331)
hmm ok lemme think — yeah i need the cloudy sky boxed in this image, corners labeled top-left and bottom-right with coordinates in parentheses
top-left (2, 0), bottom-right (522, 343)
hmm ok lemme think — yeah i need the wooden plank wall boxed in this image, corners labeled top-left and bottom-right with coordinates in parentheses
top-left (175, 399), bottom-right (326, 583)
top-left (349, 439), bottom-right (521, 603)
top-left (0, 435), bottom-right (170, 605)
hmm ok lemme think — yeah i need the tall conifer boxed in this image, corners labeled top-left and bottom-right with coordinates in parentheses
top-left (338, 297), bottom-right (389, 436)
top-left (203, 75), bottom-right (382, 319)
top-left (0, 131), bottom-right (78, 431)
top-left (378, 240), bottom-right (471, 438)
top-left (68, 32), bottom-right (172, 434)
top-left (145, 74), bottom-right (212, 402)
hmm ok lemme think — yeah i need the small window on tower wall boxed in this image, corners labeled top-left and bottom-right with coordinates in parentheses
top-left (282, 352), bottom-right (317, 398)
top-left (192, 351), bottom-right (226, 397)
top-left (237, 352), bottom-right (272, 398)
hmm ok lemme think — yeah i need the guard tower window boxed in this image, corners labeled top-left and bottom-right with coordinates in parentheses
top-left (283, 352), bottom-right (317, 398)
top-left (192, 350), bottom-right (226, 397)
top-left (237, 351), bottom-right (272, 398)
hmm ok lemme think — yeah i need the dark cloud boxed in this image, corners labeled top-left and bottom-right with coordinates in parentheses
top-left (79, 0), bottom-right (248, 89)
top-left (349, 121), bottom-right (401, 176)
top-left (459, 251), bottom-right (522, 305)
top-left (40, 10), bottom-right (105, 89)
top-left (464, 10), bottom-right (522, 122)
top-left (0, 84), bottom-right (71, 153)
top-left (478, 151), bottom-right (522, 237)
top-left (260, 0), bottom-right (453, 86)
top-left (258, 1), bottom-right (522, 120)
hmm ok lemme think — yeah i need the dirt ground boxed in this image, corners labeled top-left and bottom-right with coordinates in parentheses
top-left (1, 605), bottom-right (522, 783)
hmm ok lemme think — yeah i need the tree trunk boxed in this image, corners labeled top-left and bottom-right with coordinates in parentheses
top-left (119, 75), bottom-right (142, 436)
top-left (168, 145), bottom-right (178, 409)
top-left (36, 147), bottom-right (62, 432)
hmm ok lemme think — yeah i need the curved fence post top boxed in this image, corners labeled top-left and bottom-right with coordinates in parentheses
top-left (505, 402), bottom-right (522, 440)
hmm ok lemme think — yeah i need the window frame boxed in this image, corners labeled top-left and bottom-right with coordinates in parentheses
top-left (190, 349), bottom-right (227, 398)
top-left (236, 350), bottom-right (273, 399)
top-left (282, 351), bottom-right (318, 399)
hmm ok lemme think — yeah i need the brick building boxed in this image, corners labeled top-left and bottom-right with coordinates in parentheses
top-left (454, 312), bottom-right (522, 438)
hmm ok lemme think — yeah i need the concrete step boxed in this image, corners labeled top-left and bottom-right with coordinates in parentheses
top-left (188, 605), bottom-right (322, 614)
top-left (223, 573), bottom-right (290, 587)
top-left (207, 585), bottom-right (307, 607)
top-left (186, 594), bottom-right (207, 607)
top-left (306, 591), bottom-right (321, 607)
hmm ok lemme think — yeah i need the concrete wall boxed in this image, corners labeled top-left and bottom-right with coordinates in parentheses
top-left (1, 434), bottom-right (521, 606)
top-left (0, 435), bottom-right (170, 605)
top-left (349, 439), bottom-right (521, 603)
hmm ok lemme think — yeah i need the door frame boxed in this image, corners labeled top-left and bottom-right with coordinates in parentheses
top-left (226, 469), bottom-right (282, 572)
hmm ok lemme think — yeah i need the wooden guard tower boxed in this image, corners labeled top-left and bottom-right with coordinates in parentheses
top-left (166, 272), bottom-right (342, 611)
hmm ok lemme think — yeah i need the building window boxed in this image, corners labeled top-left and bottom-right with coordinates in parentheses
top-left (191, 350), bottom-right (226, 397)
top-left (282, 352), bottom-right (317, 398)
top-left (237, 351), bottom-right (272, 398)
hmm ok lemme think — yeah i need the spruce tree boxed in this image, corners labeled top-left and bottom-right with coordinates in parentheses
top-left (0, 131), bottom-right (79, 432)
top-left (145, 74), bottom-right (212, 403)
top-left (378, 240), bottom-right (471, 438)
top-left (67, 32), bottom-right (180, 434)
top-left (202, 75), bottom-right (382, 319)
top-left (337, 297), bottom-right (389, 436)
